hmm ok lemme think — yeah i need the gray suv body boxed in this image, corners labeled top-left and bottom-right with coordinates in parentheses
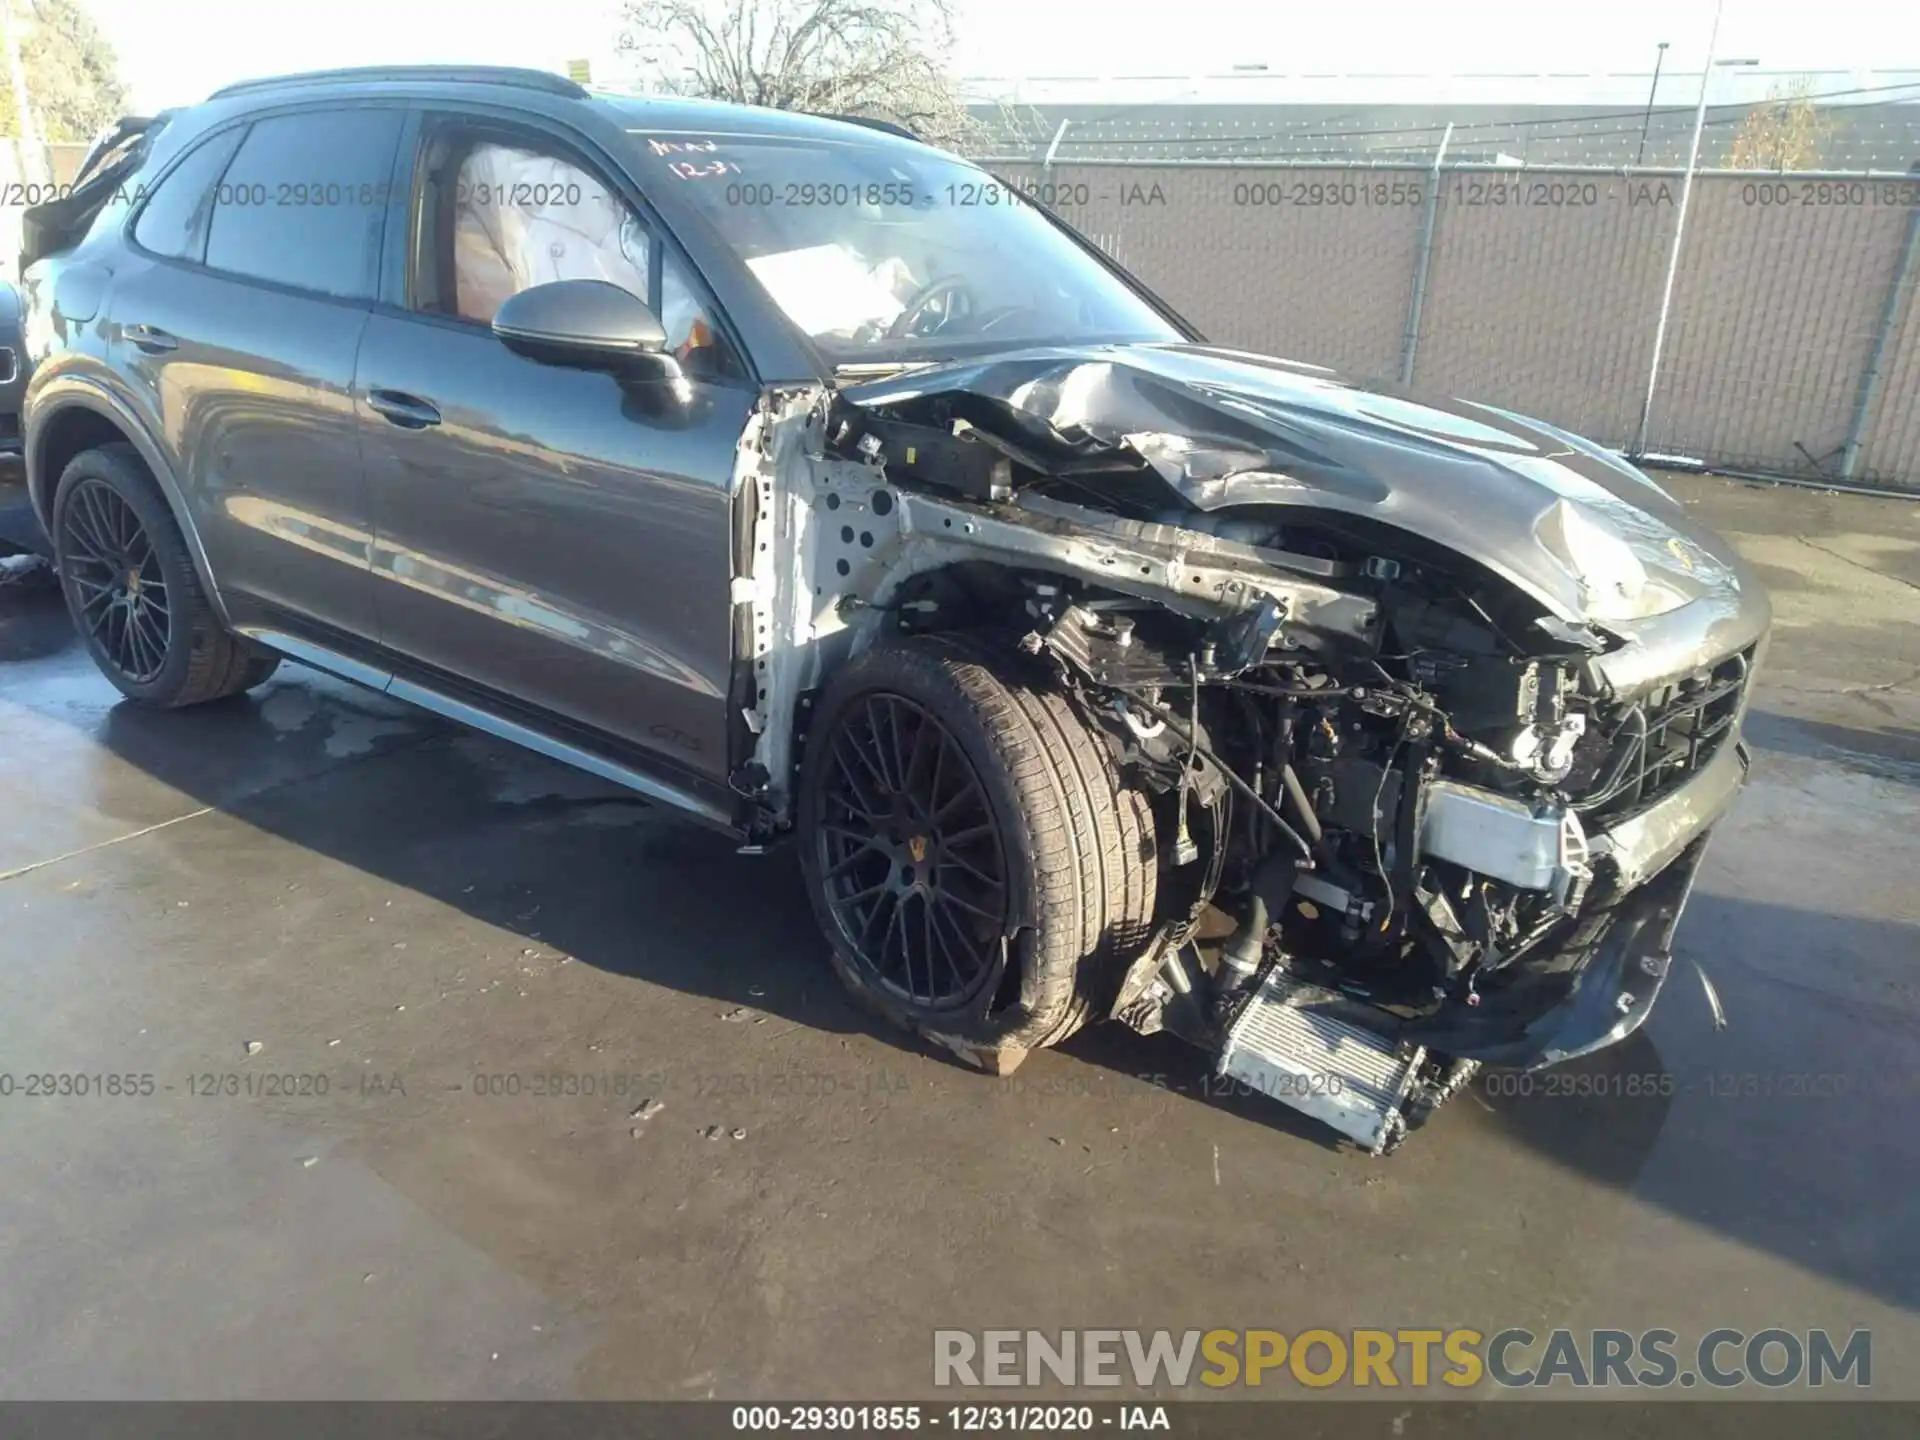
top-left (19, 67), bottom-right (1770, 1151)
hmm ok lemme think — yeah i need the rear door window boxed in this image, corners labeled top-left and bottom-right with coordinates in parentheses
top-left (203, 109), bottom-right (403, 301)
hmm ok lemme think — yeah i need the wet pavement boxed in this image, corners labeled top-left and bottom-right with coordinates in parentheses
top-left (0, 473), bottom-right (1917, 1399)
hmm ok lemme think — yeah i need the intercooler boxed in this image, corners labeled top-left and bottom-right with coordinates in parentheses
top-left (1217, 972), bottom-right (1427, 1154)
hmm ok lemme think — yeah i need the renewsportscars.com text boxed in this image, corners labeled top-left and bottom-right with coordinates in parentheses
top-left (932, 1327), bottom-right (1870, 1390)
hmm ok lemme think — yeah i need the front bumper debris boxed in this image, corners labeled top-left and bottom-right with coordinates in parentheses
top-left (1591, 737), bottom-right (1750, 889)
top-left (1206, 737), bottom-right (1743, 1150)
top-left (1391, 744), bottom-right (1745, 1069)
top-left (1399, 829), bottom-right (1712, 1069)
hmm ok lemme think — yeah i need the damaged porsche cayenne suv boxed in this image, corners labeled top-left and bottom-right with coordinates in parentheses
top-left (21, 67), bottom-right (1768, 1151)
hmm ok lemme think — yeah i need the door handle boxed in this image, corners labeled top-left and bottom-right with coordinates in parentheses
top-left (367, 388), bottom-right (442, 429)
top-left (123, 322), bottom-right (178, 354)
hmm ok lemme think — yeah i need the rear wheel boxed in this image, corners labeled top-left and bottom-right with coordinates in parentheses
top-left (798, 635), bottom-right (1158, 1071)
top-left (52, 443), bottom-right (279, 706)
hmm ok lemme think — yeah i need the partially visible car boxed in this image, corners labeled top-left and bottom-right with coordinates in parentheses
top-left (0, 276), bottom-right (43, 561)
top-left (0, 279), bottom-right (24, 457)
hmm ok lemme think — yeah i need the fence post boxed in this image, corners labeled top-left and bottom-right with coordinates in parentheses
top-left (1840, 160), bottom-right (1920, 482)
top-left (1041, 119), bottom-right (1071, 179)
top-left (1633, 0), bottom-right (1726, 458)
top-left (1399, 123), bottom-right (1453, 386)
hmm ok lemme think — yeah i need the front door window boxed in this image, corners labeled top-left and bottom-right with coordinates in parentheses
top-left (432, 137), bottom-right (735, 378)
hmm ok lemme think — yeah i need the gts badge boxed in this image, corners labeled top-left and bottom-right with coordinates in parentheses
top-left (649, 723), bottom-right (703, 752)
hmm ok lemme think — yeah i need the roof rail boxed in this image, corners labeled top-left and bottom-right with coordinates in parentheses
top-left (813, 113), bottom-right (920, 141)
top-left (210, 66), bottom-right (588, 101)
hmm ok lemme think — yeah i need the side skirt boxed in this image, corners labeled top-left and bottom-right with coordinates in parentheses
top-left (237, 625), bottom-right (741, 835)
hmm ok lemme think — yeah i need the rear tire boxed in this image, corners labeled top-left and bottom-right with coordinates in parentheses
top-left (52, 443), bottom-right (280, 707)
top-left (797, 635), bottom-right (1158, 1070)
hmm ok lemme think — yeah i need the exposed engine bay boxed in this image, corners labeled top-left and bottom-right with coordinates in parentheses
top-left (729, 348), bottom-right (1766, 1152)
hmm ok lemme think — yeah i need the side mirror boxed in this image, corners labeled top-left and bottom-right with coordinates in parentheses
top-left (492, 279), bottom-right (681, 379)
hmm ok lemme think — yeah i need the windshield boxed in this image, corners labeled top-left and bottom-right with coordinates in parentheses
top-left (626, 131), bottom-right (1184, 365)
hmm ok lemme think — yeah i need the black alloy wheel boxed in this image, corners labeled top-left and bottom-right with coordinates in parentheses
top-left (51, 442), bottom-right (280, 707)
top-left (799, 636), bottom-right (1162, 1067)
top-left (59, 475), bottom-right (172, 684)
top-left (814, 692), bottom-right (1010, 1011)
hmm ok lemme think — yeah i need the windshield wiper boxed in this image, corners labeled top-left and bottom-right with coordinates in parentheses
top-left (833, 360), bottom-right (937, 380)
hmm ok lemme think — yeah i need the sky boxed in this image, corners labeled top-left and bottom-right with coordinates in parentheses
top-left (79, 0), bottom-right (1920, 114)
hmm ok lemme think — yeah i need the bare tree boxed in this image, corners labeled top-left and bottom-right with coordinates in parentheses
top-left (1726, 80), bottom-right (1835, 172)
top-left (616, 0), bottom-right (980, 150)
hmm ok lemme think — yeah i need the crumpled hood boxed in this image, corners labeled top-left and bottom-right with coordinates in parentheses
top-left (841, 342), bottom-right (1768, 647)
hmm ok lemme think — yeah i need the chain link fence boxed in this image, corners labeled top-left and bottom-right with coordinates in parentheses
top-left (973, 153), bottom-right (1920, 492)
top-left (5, 112), bottom-right (1919, 490)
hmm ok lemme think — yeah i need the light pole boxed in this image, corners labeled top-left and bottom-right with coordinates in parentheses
top-left (1632, 0), bottom-right (1758, 457)
top-left (1636, 42), bottom-right (1669, 166)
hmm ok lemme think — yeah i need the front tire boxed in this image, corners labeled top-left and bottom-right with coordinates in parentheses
top-left (798, 636), bottom-right (1158, 1070)
top-left (52, 443), bottom-right (279, 706)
